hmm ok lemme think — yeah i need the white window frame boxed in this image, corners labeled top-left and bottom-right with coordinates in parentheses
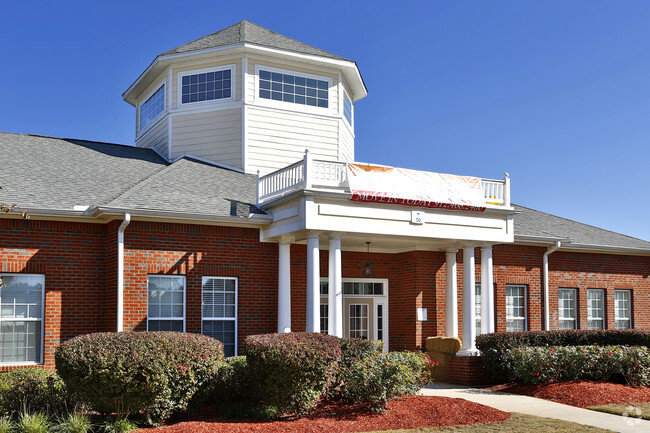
top-left (614, 289), bottom-right (632, 329)
top-left (587, 289), bottom-right (605, 330)
top-left (201, 276), bottom-right (238, 357)
top-left (255, 64), bottom-right (333, 115)
top-left (146, 275), bottom-right (186, 332)
top-left (177, 64), bottom-right (236, 110)
top-left (348, 303), bottom-right (369, 340)
top-left (558, 288), bottom-right (577, 330)
top-left (0, 273), bottom-right (45, 365)
top-left (137, 80), bottom-right (166, 135)
top-left (342, 86), bottom-right (354, 128)
top-left (505, 284), bottom-right (527, 332)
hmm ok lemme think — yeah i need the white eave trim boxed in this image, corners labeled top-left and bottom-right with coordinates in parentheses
top-left (514, 235), bottom-right (650, 255)
top-left (123, 43), bottom-right (367, 105)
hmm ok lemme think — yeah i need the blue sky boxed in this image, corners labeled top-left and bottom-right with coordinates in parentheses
top-left (1, 0), bottom-right (649, 241)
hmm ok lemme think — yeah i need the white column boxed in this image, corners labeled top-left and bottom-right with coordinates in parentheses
top-left (328, 235), bottom-right (343, 338)
top-left (277, 241), bottom-right (292, 333)
top-left (481, 245), bottom-right (494, 334)
top-left (459, 245), bottom-right (477, 355)
top-left (306, 234), bottom-right (320, 333)
top-left (445, 250), bottom-right (458, 338)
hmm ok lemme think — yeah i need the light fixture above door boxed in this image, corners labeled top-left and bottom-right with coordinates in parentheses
top-left (363, 241), bottom-right (375, 278)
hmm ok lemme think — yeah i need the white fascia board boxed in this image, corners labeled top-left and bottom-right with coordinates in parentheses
top-left (123, 43), bottom-right (367, 105)
top-left (514, 235), bottom-right (650, 256)
top-left (90, 207), bottom-right (272, 226)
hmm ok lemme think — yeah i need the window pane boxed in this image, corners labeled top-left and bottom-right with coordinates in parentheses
top-left (614, 290), bottom-right (631, 329)
top-left (320, 304), bottom-right (329, 334)
top-left (506, 285), bottom-right (525, 332)
top-left (139, 85), bottom-right (165, 130)
top-left (203, 320), bottom-right (235, 357)
top-left (181, 69), bottom-right (232, 105)
top-left (148, 276), bottom-right (184, 330)
top-left (259, 70), bottom-right (328, 108)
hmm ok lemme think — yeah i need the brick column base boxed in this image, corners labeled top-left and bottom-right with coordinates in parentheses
top-left (448, 355), bottom-right (493, 386)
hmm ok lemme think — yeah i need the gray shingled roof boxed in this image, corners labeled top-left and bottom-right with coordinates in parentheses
top-left (107, 157), bottom-right (263, 217)
top-left (162, 20), bottom-right (347, 61)
top-left (514, 204), bottom-right (650, 250)
top-left (0, 133), bottom-right (167, 210)
top-left (0, 132), bottom-right (263, 219)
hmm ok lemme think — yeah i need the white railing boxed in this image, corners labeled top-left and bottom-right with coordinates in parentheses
top-left (258, 152), bottom-right (510, 207)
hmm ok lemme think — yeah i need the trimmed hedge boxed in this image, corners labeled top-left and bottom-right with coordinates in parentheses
top-left (55, 332), bottom-right (223, 422)
top-left (476, 329), bottom-right (650, 382)
top-left (213, 356), bottom-right (255, 404)
top-left (246, 332), bottom-right (342, 416)
top-left (338, 338), bottom-right (384, 369)
top-left (342, 351), bottom-right (432, 412)
top-left (506, 345), bottom-right (650, 386)
top-left (0, 369), bottom-right (74, 417)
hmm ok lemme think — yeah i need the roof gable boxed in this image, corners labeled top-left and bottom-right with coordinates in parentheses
top-left (162, 20), bottom-right (347, 61)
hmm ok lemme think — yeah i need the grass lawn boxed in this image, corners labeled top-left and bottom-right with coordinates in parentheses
top-left (587, 402), bottom-right (650, 421)
top-left (368, 412), bottom-right (615, 432)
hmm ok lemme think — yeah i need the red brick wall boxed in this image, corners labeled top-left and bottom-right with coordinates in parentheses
top-left (0, 219), bottom-right (109, 369)
top-left (449, 355), bottom-right (493, 385)
top-left (0, 217), bottom-right (648, 371)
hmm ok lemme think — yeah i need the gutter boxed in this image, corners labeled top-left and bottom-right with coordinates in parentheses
top-left (543, 241), bottom-right (561, 330)
top-left (117, 213), bottom-right (131, 332)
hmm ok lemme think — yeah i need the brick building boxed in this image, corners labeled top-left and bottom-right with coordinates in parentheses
top-left (1, 21), bottom-right (648, 371)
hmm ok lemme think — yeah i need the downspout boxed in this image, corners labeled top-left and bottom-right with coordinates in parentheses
top-left (543, 241), bottom-right (561, 331)
top-left (117, 213), bottom-right (131, 332)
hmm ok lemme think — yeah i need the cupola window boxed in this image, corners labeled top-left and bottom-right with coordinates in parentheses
top-left (181, 67), bottom-right (232, 104)
top-left (259, 69), bottom-right (328, 108)
top-left (139, 84), bottom-right (165, 131)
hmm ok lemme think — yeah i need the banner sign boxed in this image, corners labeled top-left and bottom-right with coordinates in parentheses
top-left (347, 163), bottom-right (486, 212)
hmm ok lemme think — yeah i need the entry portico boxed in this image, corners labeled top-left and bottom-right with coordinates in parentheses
top-left (258, 151), bottom-right (514, 354)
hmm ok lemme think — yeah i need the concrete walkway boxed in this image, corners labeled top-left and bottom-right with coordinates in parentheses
top-left (420, 382), bottom-right (650, 433)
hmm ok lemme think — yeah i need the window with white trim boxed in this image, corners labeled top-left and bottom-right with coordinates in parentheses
top-left (349, 304), bottom-right (368, 339)
top-left (147, 275), bottom-right (185, 332)
top-left (614, 290), bottom-right (632, 329)
top-left (0, 274), bottom-right (44, 364)
top-left (506, 284), bottom-right (526, 332)
top-left (587, 289), bottom-right (605, 329)
top-left (202, 277), bottom-right (237, 357)
top-left (180, 67), bottom-right (233, 105)
top-left (259, 69), bottom-right (329, 108)
top-left (558, 288), bottom-right (577, 330)
top-left (343, 91), bottom-right (353, 125)
top-left (139, 84), bottom-right (165, 131)
top-left (475, 282), bottom-right (482, 335)
top-left (320, 304), bottom-right (328, 334)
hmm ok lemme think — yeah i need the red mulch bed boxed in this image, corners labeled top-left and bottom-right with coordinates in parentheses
top-left (488, 380), bottom-right (650, 408)
top-left (140, 395), bottom-right (510, 433)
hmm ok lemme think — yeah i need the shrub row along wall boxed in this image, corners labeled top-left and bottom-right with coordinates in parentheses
top-left (476, 329), bottom-right (650, 382)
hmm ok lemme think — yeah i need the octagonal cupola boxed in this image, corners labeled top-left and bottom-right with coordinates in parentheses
top-left (123, 20), bottom-right (367, 175)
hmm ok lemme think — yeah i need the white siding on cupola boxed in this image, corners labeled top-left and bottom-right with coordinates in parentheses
top-left (340, 123), bottom-right (354, 162)
top-left (170, 58), bottom-right (242, 110)
top-left (136, 117), bottom-right (168, 158)
top-left (171, 109), bottom-right (242, 169)
top-left (246, 107), bottom-right (339, 174)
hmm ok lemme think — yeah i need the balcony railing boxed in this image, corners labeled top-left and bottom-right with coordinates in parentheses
top-left (257, 151), bottom-right (510, 208)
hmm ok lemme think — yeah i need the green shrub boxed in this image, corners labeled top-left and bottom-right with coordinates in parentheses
top-left (0, 418), bottom-right (13, 433)
top-left (342, 351), bottom-right (431, 412)
top-left (0, 369), bottom-right (74, 417)
top-left (476, 329), bottom-right (650, 382)
top-left (506, 345), bottom-right (650, 386)
top-left (246, 332), bottom-right (342, 416)
top-left (338, 338), bottom-right (383, 369)
top-left (51, 413), bottom-right (93, 433)
top-left (213, 356), bottom-right (255, 404)
top-left (16, 412), bottom-right (50, 433)
top-left (102, 417), bottom-right (138, 433)
top-left (55, 331), bottom-right (223, 422)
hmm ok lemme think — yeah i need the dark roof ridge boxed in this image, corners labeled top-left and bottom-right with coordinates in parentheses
top-left (514, 203), bottom-right (650, 245)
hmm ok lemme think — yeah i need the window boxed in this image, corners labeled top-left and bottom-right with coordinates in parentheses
top-left (147, 275), bottom-right (184, 332)
top-left (320, 304), bottom-right (328, 334)
top-left (348, 304), bottom-right (368, 339)
top-left (558, 288), bottom-right (577, 330)
top-left (202, 277), bottom-right (237, 357)
top-left (343, 91), bottom-right (353, 125)
top-left (342, 282), bottom-right (384, 295)
top-left (587, 289), bottom-right (605, 329)
top-left (475, 282), bottom-right (482, 335)
top-left (505, 284), bottom-right (526, 332)
top-left (180, 67), bottom-right (233, 105)
top-left (614, 290), bottom-right (632, 329)
top-left (0, 274), bottom-right (44, 364)
top-left (139, 84), bottom-right (165, 131)
top-left (259, 69), bottom-right (329, 108)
